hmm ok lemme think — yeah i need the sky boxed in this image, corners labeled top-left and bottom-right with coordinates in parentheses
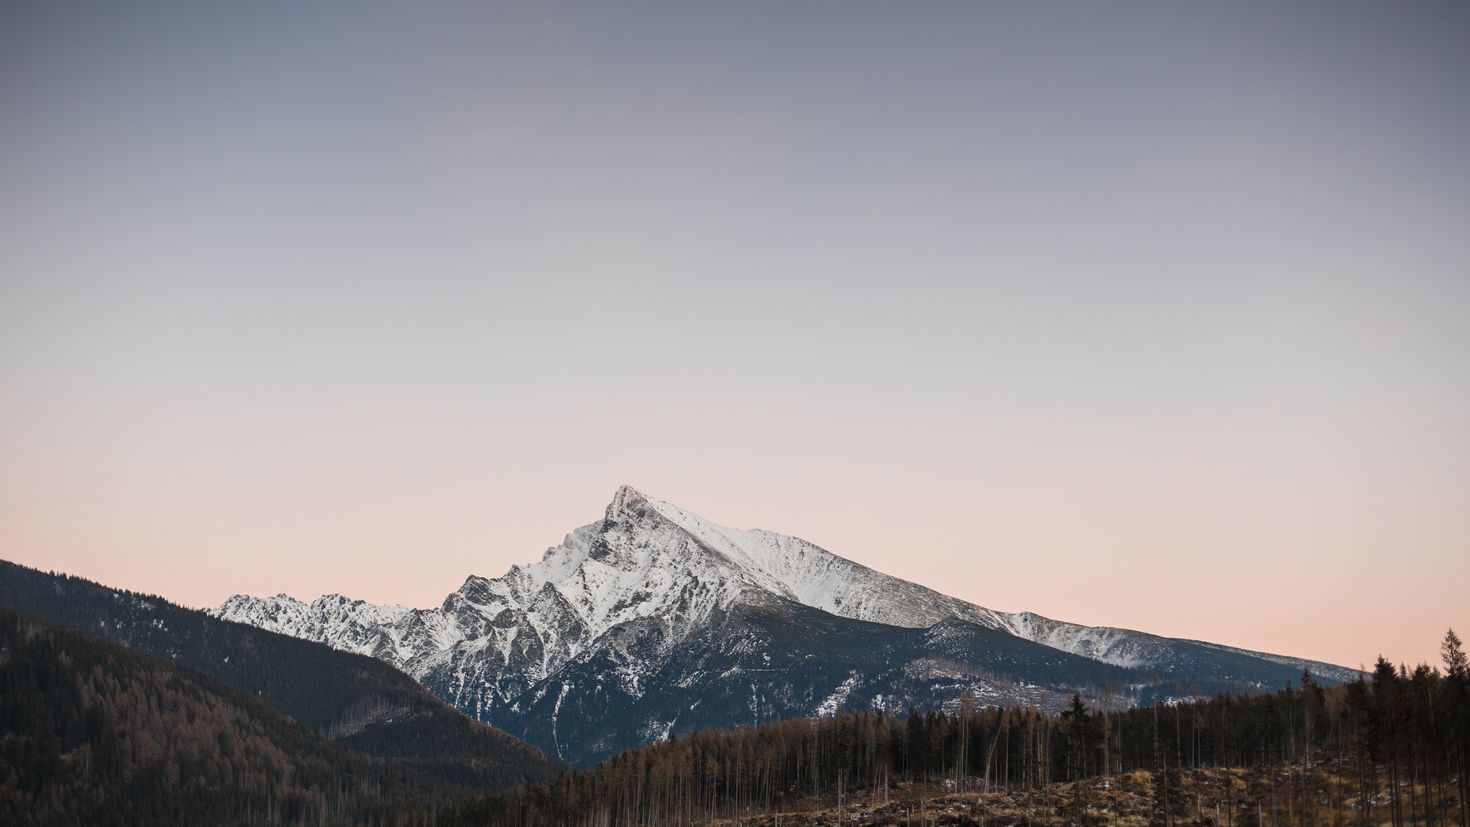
top-left (1, 1), bottom-right (1467, 671)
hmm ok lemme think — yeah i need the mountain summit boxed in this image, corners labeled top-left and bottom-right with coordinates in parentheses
top-left (213, 486), bottom-right (1356, 765)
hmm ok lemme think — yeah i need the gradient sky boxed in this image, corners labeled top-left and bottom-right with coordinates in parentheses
top-left (2, 1), bottom-right (1467, 671)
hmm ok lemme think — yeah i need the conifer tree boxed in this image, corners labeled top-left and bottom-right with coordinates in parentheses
top-left (1444, 629), bottom-right (1468, 679)
top-left (1443, 629), bottom-right (1469, 827)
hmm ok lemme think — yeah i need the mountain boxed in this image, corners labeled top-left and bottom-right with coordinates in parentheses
top-left (213, 485), bottom-right (1357, 765)
top-left (0, 607), bottom-right (516, 826)
top-left (0, 560), bottom-right (563, 793)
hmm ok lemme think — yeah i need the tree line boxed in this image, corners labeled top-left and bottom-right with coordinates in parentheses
top-left (438, 630), bottom-right (1470, 827)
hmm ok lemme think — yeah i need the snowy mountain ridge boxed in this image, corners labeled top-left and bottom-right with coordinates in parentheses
top-left (212, 485), bottom-right (1357, 762)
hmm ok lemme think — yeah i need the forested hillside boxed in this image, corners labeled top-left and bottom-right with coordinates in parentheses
top-left (438, 631), bottom-right (1470, 827)
top-left (0, 609), bottom-right (469, 825)
top-left (0, 561), bottom-right (562, 794)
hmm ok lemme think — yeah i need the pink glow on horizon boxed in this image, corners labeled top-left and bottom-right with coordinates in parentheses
top-left (4, 432), bottom-right (1465, 672)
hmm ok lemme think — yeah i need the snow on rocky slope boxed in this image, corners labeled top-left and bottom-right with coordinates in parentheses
top-left (212, 485), bottom-right (1357, 760)
top-left (636, 491), bottom-right (1352, 682)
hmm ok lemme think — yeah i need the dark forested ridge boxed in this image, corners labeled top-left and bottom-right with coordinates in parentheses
top-left (438, 631), bottom-right (1470, 827)
top-left (0, 608), bottom-right (485, 825)
top-left (0, 560), bottom-right (563, 795)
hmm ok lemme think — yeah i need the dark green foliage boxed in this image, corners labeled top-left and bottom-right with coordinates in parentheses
top-left (0, 560), bottom-right (563, 795)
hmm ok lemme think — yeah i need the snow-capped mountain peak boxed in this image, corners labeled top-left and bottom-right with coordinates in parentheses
top-left (211, 485), bottom-right (1358, 763)
top-left (214, 487), bottom-right (807, 705)
top-left (605, 483), bottom-right (649, 519)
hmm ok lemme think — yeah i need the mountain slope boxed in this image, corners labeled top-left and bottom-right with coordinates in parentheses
top-left (0, 608), bottom-right (494, 826)
top-left (214, 486), bottom-right (1357, 764)
top-left (490, 599), bottom-right (1147, 764)
top-left (0, 560), bottom-right (563, 792)
top-left (625, 492), bottom-right (1358, 683)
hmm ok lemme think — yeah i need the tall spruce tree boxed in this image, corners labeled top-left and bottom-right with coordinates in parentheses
top-left (1445, 629), bottom-right (1468, 679)
top-left (1062, 695), bottom-right (1093, 822)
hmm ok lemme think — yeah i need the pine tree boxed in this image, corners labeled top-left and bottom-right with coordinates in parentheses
top-left (1061, 694), bottom-right (1093, 780)
top-left (1062, 695), bottom-right (1094, 823)
top-left (1444, 629), bottom-right (1468, 680)
top-left (1443, 629), bottom-right (1469, 827)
